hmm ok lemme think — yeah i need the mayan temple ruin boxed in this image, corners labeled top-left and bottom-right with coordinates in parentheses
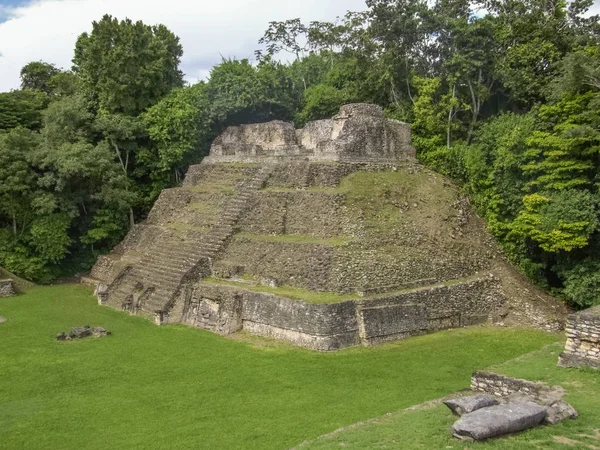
top-left (90, 104), bottom-right (566, 350)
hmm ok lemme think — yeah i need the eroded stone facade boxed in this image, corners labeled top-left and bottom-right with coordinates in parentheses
top-left (558, 306), bottom-right (600, 369)
top-left (204, 103), bottom-right (416, 164)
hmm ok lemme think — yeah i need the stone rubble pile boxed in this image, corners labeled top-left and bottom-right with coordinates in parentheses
top-left (56, 325), bottom-right (111, 341)
top-left (445, 372), bottom-right (578, 441)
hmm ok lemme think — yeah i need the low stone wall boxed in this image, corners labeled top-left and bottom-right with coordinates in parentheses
top-left (471, 371), bottom-right (561, 402)
top-left (357, 276), bottom-right (505, 345)
top-left (186, 274), bottom-right (505, 350)
top-left (0, 279), bottom-right (16, 297)
top-left (558, 306), bottom-right (600, 369)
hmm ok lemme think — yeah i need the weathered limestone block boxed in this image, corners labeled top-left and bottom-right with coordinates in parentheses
top-left (358, 303), bottom-right (428, 345)
top-left (444, 394), bottom-right (499, 416)
top-left (0, 279), bottom-right (16, 297)
top-left (452, 402), bottom-right (546, 441)
top-left (183, 284), bottom-right (243, 335)
top-left (558, 306), bottom-right (600, 369)
top-left (211, 120), bottom-right (301, 158)
top-left (314, 103), bottom-right (415, 161)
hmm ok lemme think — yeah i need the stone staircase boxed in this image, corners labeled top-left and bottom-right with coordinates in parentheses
top-left (103, 165), bottom-right (273, 320)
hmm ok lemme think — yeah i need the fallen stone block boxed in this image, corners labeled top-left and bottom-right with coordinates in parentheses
top-left (91, 326), bottom-right (111, 337)
top-left (56, 325), bottom-right (111, 341)
top-left (452, 402), bottom-right (546, 441)
top-left (543, 400), bottom-right (578, 425)
top-left (0, 316), bottom-right (6, 324)
top-left (444, 394), bottom-right (498, 416)
top-left (69, 326), bottom-right (93, 339)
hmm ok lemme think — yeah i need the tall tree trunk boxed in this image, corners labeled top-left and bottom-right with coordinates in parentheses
top-left (111, 139), bottom-right (135, 229)
top-left (12, 212), bottom-right (16, 236)
top-left (447, 84), bottom-right (456, 148)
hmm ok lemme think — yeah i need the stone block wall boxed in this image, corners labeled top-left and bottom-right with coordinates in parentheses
top-left (0, 279), bottom-right (16, 297)
top-left (471, 371), bottom-right (562, 402)
top-left (185, 273), bottom-right (506, 350)
top-left (558, 306), bottom-right (600, 369)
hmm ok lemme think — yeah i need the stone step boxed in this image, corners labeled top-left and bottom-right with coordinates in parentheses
top-left (136, 259), bottom-right (191, 274)
top-left (132, 266), bottom-right (185, 283)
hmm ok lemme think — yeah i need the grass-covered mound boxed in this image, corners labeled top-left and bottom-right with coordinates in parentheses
top-left (0, 285), bottom-right (559, 450)
top-left (299, 343), bottom-right (600, 449)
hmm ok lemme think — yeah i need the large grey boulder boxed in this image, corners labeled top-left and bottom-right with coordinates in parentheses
top-left (444, 394), bottom-right (498, 416)
top-left (452, 402), bottom-right (546, 441)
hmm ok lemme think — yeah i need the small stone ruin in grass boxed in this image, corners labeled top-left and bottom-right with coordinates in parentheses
top-left (558, 305), bottom-right (600, 370)
top-left (56, 325), bottom-right (111, 341)
top-left (0, 279), bottom-right (16, 297)
top-left (445, 371), bottom-right (578, 441)
top-left (0, 316), bottom-right (6, 324)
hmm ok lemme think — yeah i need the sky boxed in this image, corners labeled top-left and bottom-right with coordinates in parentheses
top-left (0, 0), bottom-right (367, 92)
top-left (1, 0), bottom-right (599, 93)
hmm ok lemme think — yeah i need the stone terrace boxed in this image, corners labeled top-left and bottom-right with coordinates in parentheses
top-left (89, 103), bottom-right (566, 350)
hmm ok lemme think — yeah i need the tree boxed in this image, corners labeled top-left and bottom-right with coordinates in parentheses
top-left (142, 83), bottom-right (212, 182)
top-left (72, 14), bottom-right (184, 116)
top-left (20, 61), bottom-right (60, 94)
top-left (0, 89), bottom-right (48, 131)
top-left (0, 128), bottom-right (40, 236)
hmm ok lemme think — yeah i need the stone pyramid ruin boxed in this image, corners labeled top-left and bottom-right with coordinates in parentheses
top-left (90, 104), bottom-right (566, 350)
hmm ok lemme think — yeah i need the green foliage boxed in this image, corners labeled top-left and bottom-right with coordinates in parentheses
top-left (296, 84), bottom-right (348, 125)
top-left (19, 61), bottom-right (60, 94)
top-left (73, 14), bottom-right (183, 116)
top-left (0, 89), bottom-right (48, 131)
top-left (142, 83), bottom-right (212, 175)
top-left (511, 190), bottom-right (598, 252)
top-left (465, 113), bottom-right (536, 235)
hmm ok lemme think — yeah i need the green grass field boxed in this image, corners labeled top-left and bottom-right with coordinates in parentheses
top-left (0, 285), bottom-right (567, 450)
top-left (299, 342), bottom-right (600, 449)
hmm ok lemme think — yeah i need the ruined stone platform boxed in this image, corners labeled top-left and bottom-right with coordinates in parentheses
top-left (89, 103), bottom-right (566, 350)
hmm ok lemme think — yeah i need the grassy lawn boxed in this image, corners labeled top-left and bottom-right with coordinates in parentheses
top-left (299, 343), bottom-right (600, 449)
top-left (0, 285), bottom-right (560, 450)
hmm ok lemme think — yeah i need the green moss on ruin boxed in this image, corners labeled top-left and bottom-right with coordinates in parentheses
top-left (202, 277), bottom-right (358, 303)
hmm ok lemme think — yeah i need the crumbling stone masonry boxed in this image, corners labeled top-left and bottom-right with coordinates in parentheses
top-left (558, 306), bottom-right (600, 369)
top-left (0, 279), bottom-right (16, 297)
top-left (89, 103), bottom-right (567, 350)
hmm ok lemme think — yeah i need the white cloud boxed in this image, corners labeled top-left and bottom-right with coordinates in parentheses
top-left (0, 0), bottom-right (367, 92)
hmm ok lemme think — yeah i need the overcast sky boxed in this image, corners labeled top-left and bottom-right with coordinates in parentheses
top-left (0, 0), bottom-right (367, 92)
top-left (1, 0), bottom-right (599, 93)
